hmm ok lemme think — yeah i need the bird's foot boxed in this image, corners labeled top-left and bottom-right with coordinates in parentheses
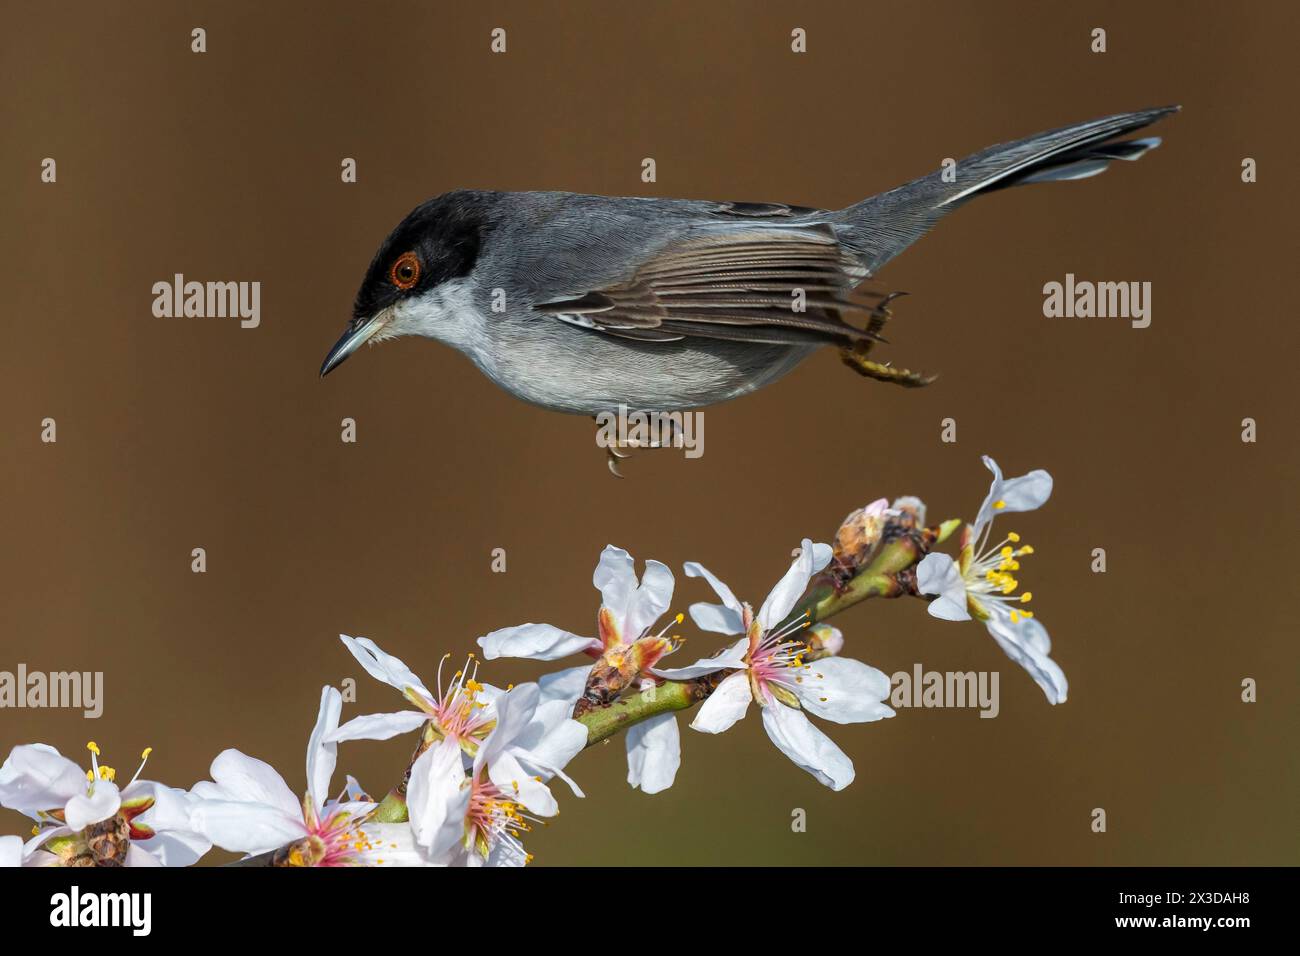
top-left (840, 342), bottom-right (937, 388)
top-left (840, 291), bottom-right (936, 386)
top-left (605, 443), bottom-right (634, 478)
top-left (596, 416), bottom-right (685, 478)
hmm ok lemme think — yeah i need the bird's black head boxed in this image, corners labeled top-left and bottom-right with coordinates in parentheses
top-left (320, 190), bottom-right (495, 377)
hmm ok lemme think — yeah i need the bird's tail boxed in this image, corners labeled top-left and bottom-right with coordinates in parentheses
top-left (835, 105), bottom-right (1180, 274)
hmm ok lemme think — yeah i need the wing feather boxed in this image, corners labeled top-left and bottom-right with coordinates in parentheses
top-left (536, 227), bottom-right (880, 346)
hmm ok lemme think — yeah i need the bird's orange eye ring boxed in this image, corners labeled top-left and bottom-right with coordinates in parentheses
top-left (390, 252), bottom-right (421, 290)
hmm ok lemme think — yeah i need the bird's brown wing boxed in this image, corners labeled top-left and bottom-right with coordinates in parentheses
top-left (535, 225), bottom-right (883, 347)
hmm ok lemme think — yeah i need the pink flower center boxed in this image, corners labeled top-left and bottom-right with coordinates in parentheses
top-left (303, 805), bottom-right (394, 867)
top-left (423, 655), bottom-right (496, 744)
top-left (464, 773), bottom-right (535, 864)
top-left (744, 609), bottom-right (813, 704)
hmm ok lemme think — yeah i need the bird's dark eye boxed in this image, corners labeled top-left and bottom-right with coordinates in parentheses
top-left (390, 252), bottom-right (421, 290)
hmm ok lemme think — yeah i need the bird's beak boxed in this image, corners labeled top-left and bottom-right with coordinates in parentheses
top-left (320, 313), bottom-right (387, 377)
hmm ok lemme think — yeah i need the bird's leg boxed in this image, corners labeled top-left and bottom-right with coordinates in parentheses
top-left (864, 290), bottom-right (907, 343)
top-left (841, 291), bottom-right (936, 387)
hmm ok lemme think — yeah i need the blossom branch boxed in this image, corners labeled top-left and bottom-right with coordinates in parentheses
top-left (368, 501), bottom-right (958, 826)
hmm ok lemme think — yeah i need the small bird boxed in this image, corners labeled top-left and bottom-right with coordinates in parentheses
top-left (322, 106), bottom-right (1177, 419)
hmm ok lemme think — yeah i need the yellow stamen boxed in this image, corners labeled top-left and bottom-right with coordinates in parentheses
top-left (86, 742), bottom-right (100, 756)
top-left (993, 500), bottom-right (1007, 510)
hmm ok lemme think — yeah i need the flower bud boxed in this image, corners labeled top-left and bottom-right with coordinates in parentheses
top-left (831, 498), bottom-right (889, 580)
top-left (804, 624), bottom-right (844, 660)
top-left (890, 495), bottom-right (927, 528)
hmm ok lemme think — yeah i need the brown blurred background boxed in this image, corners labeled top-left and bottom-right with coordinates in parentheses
top-left (2, 0), bottom-right (1296, 865)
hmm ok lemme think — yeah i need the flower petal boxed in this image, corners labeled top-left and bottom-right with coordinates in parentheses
top-left (791, 657), bottom-right (895, 724)
top-left (985, 612), bottom-right (1069, 705)
top-left (757, 539), bottom-right (831, 632)
top-left (124, 844), bottom-right (164, 867)
top-left (593, 545), bottom-right (638, 620)
top-left (683, 562), bottom-right (746, 634)
top-left (0, 744), bottom-right (90, 817)
top-left (65, 780), bottom-right (121, 830)
top-left (406, 739), bottom-right (469, 860)
top-left (476, 683), bottom-right (541, 771)
top-left (363, 822), bottom-right (435, 867)
top-left (625, 713), bottom-right (680, 794)
top-left (689, 671), bottom-right (753, 733)
top-left (130, 785), bottom-right (210, 866)
top-left (760, 703), bottom-right (855, 791)
top-left (24, 825), bottom-right (69, 859)
top-left (189, 800), bottom-right (307, 855)
top-left (478, 623), bottom-right (599, 662)
top-left (651, 637), bottom-right (748, 680)
top-left (488, 750), bottom-right (558, 818)
top-left (916, 553), bottom-right (972, 621)
top-left (0, 835), bottom-right (23, 867)
top-left (329, 710), bottom-right (430, 743)
top-left (134, 829), bottom-right (211, 868)
top-left (0, 837), bottom-right (25, 868)
top-left (625, 559), bottom-right (675, 639)
top-left (203, 749), bottom-right (301, 821)
top-left (975, 456), bottom-right (1053, 534)
top-left (513, 700), bottom-right (587, 784)
top-left (538, 665), bottom-right (590, 705)
top-left (339, 635), bottom-right (432, 702)
top-left (306, 686), bottom-right (342, 813)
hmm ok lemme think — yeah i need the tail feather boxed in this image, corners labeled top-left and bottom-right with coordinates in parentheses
top-left (975, 135), bottom-right (1163, 191)
top-left (836, 106), bottom-right (1179, 273)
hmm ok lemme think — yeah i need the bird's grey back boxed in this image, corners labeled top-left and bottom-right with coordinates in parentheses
top-left (473, 191), bottom-right (842, 304)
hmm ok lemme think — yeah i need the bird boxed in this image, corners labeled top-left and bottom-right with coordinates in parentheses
top-left (321, 105), bottom-right (1177, 424)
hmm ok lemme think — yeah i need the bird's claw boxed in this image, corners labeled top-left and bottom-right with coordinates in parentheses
top-left (840, 347), bottom-right (937, 387)
top-left (597, 416), bottom-right (685, 478)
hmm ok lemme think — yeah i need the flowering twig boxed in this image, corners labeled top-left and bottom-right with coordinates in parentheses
top-left (367, 500), bottom-right (957, 825)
